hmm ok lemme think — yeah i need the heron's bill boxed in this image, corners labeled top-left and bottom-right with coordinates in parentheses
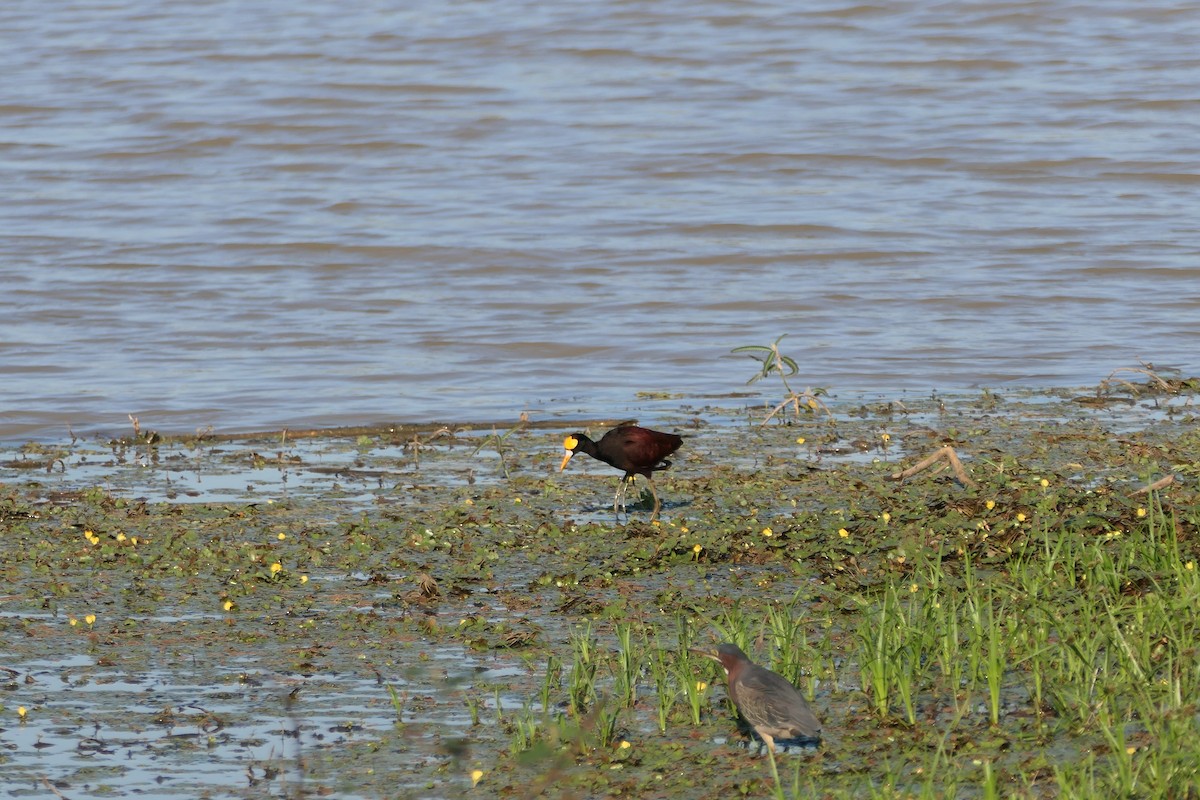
top-left (689, 647), bottom-right (721, 662)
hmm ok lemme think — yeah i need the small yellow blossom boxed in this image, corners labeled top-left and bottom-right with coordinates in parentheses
top-left (651, 520), bottom-right (660, 527)
top-left (1040, 479), bottom-right (1049, 488)
top-left (18, 706), bottom-right (27, 720)
top-left (680, 525), bottom-right (689, 533)
top-left (696, 681), bottom-right (708, 692)
top-left (130, 536), bottom-right (139, 546)
top-left (84, 614), bottom-right (96, 626)
top-left (838, 528), bottom-right (850, 538)
top-left (881, 433), bottom-right (891, 443)
top-left (300, 575), bottom-right (309, 584)
top-left (618, 740), bottom-right (631, 750)
top-left (1016, 513), bottom-right (1027, 522)
top-left (1126, 746), bottom-right (1137, 755)
top-left (985, 500), bottom-right (995, 511)
top-left (762, 527), bottom-right (773, 538)
top-left (223, 600), bottom-right (234, 611)
top-left (881, 512), bottom-right (891, 524)
top-left (512, 497), bottom-right (522, 504)
top-left (278, 532), bottom-right (287, 540)
top-left (1136, 508), bottom-right (1147, 518)
top-left (270, 562), bottom-right (283, 575)
top-left (1186, 562), bottom-right (1194, 572)
top-left (910, 583), bottom-right (919, 593)
top-left (69, 618), bottom-right (78, 627)
top-left (464, 498), bottom-right (474, 505)
top-left (471, 769), bottom-right (484, 787)
top-left (692, 544), bottom-right (702, 554)
top-left (796, 437), bottom-right (806, 444)
top-left (116, 532), bottom-right (127, 542)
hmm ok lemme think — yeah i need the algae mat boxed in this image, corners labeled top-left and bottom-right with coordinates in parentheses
top-left (2, 390), bottom-right (1199, 798)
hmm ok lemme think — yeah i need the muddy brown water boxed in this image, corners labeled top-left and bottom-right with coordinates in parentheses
top-left (3, 1), bottom-right (1200, 442)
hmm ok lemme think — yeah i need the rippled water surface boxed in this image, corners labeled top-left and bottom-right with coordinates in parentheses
top-left (3, 0), bottom-right (1198, 441)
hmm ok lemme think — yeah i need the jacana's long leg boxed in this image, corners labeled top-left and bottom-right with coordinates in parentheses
top-left (646, 476), bottom-right (661, 520)
top-left (613, 476), bottom-right (633, 519)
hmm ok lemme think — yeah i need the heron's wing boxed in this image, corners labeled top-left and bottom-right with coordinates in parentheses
top-left (737, 666), bottom-right (821, 739)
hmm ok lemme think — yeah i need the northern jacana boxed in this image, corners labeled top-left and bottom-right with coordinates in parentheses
top-left (692, 643), bottom-right (821, 754)
top-left (559, 423), bottom-right (683, 520)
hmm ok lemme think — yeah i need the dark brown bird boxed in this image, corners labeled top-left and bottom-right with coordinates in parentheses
top-left (559, 423), bottom-right (683, 520)
top-left (693, 643), bottom-right (821, 753)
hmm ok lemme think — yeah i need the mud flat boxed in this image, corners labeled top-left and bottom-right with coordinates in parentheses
top-left (2, 387), bottom-right (1198, 798)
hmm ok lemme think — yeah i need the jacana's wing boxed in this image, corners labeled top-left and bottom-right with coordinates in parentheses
top-left (615, 427), bottom-right (683, 471)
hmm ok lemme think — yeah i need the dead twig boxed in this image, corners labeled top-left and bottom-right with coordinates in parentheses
top-left (891, 445), bottom-right (977, 488)
top-left (1099, 363), bottom-right (1178, 397)
top-left (406, 426), bottom-right (453, 468)
top-left (40, 777), bottom-right (70, 800)
top-left (1130, 474), bottom-right (1175, 497)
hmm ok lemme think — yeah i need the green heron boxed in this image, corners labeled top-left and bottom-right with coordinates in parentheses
top-left (693, 643), bottom-right (821, 753)
top-left (559, 424), bottom-right (683, 520)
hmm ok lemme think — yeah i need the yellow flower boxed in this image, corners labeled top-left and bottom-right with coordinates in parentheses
top-left (881, 433), bottom-right (891, 444)
top-left (796, 437), bottom-right (806, 444)
top-left (270, 562), bottom-right (283, 575)
top-left (512, 497), bottom-right (522, 504)
top-left (116, 532), bottom-right (127, 542)
top-left (762, 527), bottom-right (773, 538)
top-left (618, 740), bottom-right (631, 750)
top-left (130, 536), bottom-right (139, 546)
top-left (471, 769), bottom-right (484, 787)
top-left (18, 706), bottom-right (27, 720)
top-left (1040, 478), bottom-right (1049, 488)
top-left (223, 600), bottom-right (234, 611)
top-left (1186, 562), bottom-right (1195, 572)
top-left (881, 512), bottom-right (891, 524)
top-left (1016, 513), bottom-right (1027, 522)
top-left (910, 583), bottom-right (919, 593)
top-left (277, 532), bottom-right (287, 540)
top-left (69, 617), bottom-right (78, 626)
top-left (680, 525), bottom-right (689, 533)
top-left (838, 528), bottom-right (850, 538)
top-left (692, 544), bottom-right (702, 554)
top-left (985, 500), bottom-right (995, 511)
top-left (464, 498), bottom-right (474, 505)
top-left (84, 614), bottom-right (96, 626)
top-left (300, 575), bottom-right (309, 584)
top-left (696, 681), bottom-right (708, 692)
top-left (1136, 508), bottom-right (1147, 518)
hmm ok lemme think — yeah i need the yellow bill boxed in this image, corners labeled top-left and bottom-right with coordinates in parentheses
top-left (560, 435), bottom-right (579, 471)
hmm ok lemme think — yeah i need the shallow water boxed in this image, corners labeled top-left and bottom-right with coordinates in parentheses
top-left (2, 392), bottom-right (1198, 797)
top-left (2, 1), bottom-right (1199, 442)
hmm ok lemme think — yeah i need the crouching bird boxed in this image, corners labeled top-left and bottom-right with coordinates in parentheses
top-left (559, 423), bottom-right (683, 520)
top-left (693, 643), bottom-right (821, 754)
